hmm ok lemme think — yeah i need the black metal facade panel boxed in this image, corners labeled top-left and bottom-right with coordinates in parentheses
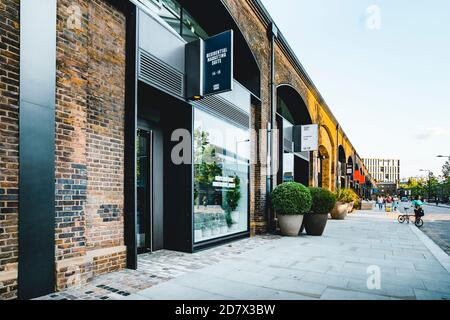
top-left (124, 6), bottom-right (138, 270)
top-left (18, 102), bottom-right (56, 299)
top-left (18, 0), bottom-right (57, 299)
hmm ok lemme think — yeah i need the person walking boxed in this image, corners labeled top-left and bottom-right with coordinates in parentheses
top-left (393, 195), bottom-right (399, 212)
top-left (377, 195), bottom-right (383, 211)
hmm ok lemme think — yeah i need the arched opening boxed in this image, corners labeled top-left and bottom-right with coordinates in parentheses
top-left (318, 145), bottom-right (331, 190)
top-left (276, 85), bottom-right (313, 186)
top-left (338, 145), bottom-right (346, 189)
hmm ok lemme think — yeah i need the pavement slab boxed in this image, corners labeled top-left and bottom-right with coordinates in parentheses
top-left (37, 211), bottom-right (450, 300)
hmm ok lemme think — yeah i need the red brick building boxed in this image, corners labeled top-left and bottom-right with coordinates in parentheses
top-left (0, 0), bottom-right (375, 300)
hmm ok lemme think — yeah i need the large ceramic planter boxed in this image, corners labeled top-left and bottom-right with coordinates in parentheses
top-left (347, 202), bottom-right (354, 213)
top-left (331, 202), bottom-right (349, 220)
top-left (278, 214), bottom-right (304, 236)
top-left (304, 213), bottom-right (329, 236)
top-left (361, 201), bottom-right (373, 210)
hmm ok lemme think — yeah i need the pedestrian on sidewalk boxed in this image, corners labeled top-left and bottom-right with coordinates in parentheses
top-left (393, 195), bottom-right (400, 212)
top-left (377, 195), bottom-right (383, 211)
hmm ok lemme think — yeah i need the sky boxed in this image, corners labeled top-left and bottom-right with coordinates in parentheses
top-left (260, 0), bottom-right (450, 180)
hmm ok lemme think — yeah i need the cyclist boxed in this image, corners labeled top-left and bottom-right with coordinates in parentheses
top-left (411, 196), bottom-right (425, 221)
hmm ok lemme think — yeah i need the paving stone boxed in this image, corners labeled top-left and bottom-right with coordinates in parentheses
top-left (320, 288), bottom-right (393, 300)
top-left (346, 279), bottom-right (416, 299)
top-left (421, 279), bottom-right (450, 293)
top-left (36, 213), bottom-right (450, 300)
top-left (413, 288), bottom-right (450, 300)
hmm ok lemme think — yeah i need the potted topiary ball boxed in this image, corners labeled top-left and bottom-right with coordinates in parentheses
top-left (304, 188), bottom-right (336, 236)
top-left (271, 182), bottom-right (312, 236)
top-left (331, 188), bottom-right (353, 220)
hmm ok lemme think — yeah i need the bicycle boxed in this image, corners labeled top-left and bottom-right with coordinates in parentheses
top-left (397, 207), bottom-right (424, 228)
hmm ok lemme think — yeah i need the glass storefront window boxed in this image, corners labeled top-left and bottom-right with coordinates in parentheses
top-left (181, 9), bottom-right (208, 42)
top-left (193, 108), bottom-right (249, 243)
top-left (143, 0), bottom-right (208, 42)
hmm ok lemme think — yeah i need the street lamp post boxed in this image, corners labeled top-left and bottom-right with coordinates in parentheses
top-left (420, 169), bottom-right (432, 203)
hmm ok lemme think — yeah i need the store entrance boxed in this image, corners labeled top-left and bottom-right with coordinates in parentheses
top-left (136, 117), bottom-right (165, 254)
top-left (136, 128), bottom-right (153, 254)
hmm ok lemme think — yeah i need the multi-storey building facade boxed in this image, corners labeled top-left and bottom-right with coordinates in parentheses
top-left (362, 158), bottom-right (401, 183)
top-left (0, 0), bottom-right (376, 300)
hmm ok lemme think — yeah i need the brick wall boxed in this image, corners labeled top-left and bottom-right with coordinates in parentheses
top-left (0, 0), bottom-right (19, 300)
top-left (222, 0), bottom-right (272, 234)
top-left (54, 0), bottom-right (126, 290)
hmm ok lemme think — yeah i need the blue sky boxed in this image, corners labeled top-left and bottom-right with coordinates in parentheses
top-left (261, 0), bottom-right (450, 179)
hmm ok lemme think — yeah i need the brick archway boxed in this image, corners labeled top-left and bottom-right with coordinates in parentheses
top-left (318, 145), bottom-right (331, 190)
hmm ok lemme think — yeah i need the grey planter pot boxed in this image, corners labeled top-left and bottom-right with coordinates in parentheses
top-left (278, 214), bottom-right (304, 236)
top-left (330, 202), bottom-right (349, 220)
top-left (304, 213), bottom-right (329, 236)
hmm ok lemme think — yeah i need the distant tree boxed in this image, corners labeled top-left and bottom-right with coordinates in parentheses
top-left (443, 160), bottom-right (450, 179)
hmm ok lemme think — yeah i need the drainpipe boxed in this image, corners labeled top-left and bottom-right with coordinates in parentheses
top-left (335, 124), bottom-right (340, 191)
top-left (267, 22), bottom-right (278, 232)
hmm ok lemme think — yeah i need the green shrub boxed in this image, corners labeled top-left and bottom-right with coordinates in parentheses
top-left (347, 188), bottom-right (359, 202)
top-left (308, 187), bottom-right (336, 214)
top-left (271, 182), bottom-right (312, 215)
top-left (335, 188), bottom-right (356, 203)
top-left (226, 175), bottom-right (241, 212)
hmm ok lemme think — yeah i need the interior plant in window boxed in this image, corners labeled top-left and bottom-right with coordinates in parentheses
top-left (303, 188), bottom-right (336, 236)
top-left (211, 214), bottom-right (220, 236)
top-left (271, 182), bottom-right (312, 236)
top-left (226, 175), bottom-right (241, 228)
top-left (194, 129), bottom-right (222, 208)
top-left (194, 214), bottom-right (204, 240)
top-left (219, 214), bottom-right (228, 234)
top-left (202, 214), bottom-right (212, 238)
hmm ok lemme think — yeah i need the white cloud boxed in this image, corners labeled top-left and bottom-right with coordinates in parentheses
top-left (416, 126), bottom-right (450, 140)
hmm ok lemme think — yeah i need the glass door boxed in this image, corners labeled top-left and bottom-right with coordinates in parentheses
top-left (137, 129), bottom-right (153, 253)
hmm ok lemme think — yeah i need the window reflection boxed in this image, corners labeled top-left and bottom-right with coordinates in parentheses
top-left (193, 108), bottom-right (249, 243)
top-left (141, 0), bottom-right (209, 42)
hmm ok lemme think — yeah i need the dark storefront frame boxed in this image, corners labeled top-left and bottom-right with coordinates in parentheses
top-left (119, 0), bottom-right (259, 268)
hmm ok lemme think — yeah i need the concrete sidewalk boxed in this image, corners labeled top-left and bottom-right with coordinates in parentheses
top-left (38, 212), bottom-right (450, 300)
top-left (130, 213), bottom-right (450, 300)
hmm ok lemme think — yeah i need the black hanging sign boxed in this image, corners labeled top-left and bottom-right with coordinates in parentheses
top-left (203, 30), bottom-right (233, 96)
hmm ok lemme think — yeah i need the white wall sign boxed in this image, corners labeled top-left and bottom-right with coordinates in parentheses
top-left (301, 124), bottom-right (319, 152)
